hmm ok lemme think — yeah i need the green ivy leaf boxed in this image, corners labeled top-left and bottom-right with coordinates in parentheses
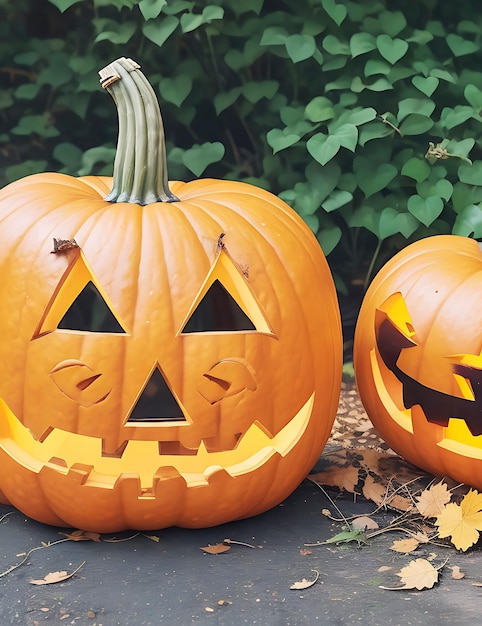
top-left (259, 26), bottom-right (288, 46)
top-left (317, 225), bottom-right (342, 255)
top-left (95, 21), bottom-right (137, 44)
top-left (333, 124), bottom-right (358, 151)
top-left (78, 147), bottom-right (116, 176)
top-left (285, 34), bottom-right (316, 63)
top-left (379, 10), bottom-right (407, 37)
top-left (48, 0), bottom-right (82, 12)
top-left (321, 0), bottom-right (347, 26)
top-left (304, 96), bottom-right (335, 122)
top-left (142, 16), bottom-right (179, 47)
top-left (458, 161), bottom-right (482, 186)
top-left (376, 34), bottom-right (409, 64)
top-left (159, 75), bottom-right (192, 107)
top-left (399, 114), bottom-right (434, 136)
top-left (407, 195), bottom-right (444, 227)
top-left (446, 34), bottom-right (479, 57)
top-left (182, 142), bottom-right (225, 176)
top-left (379, 207), bottom-right (419, 239)
top-left (401, 157), bottom-right (431, 183)
top-left (398, 98), bottom-right (435, 122)
top-left (412, 76), bottom-right (439, 97)
top-left (354, 161), bottom-right (398, 197)
top-left (241, 81), bottom-right (278, 103)
top-left (138, 0), bottom-right (167, 20)
top-left (464, 84), bottom-right (482, 112)
top-left (307, 134), bottom-right (341, 166)
top-left (322, 34), bottom-right (350, 56)
top-left (322, 190), bottom-right (352, 212)
top-left (453, 205), bottom-right (482, 237)
top-left (267, 129), bottom-right (300, 154)
top-left (350, 32), bottom-right (377, 58)
top-left (214, 88), bottom-right (241, 115)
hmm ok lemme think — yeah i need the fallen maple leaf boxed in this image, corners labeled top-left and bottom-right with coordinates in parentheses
top-left (390, 538), bottom-right (420, 554)
top-left (29, 562), bottom-right (85, 586)
top-left (362, 474), bottom-right (387, 506)
top-left (290, 570), bottom-right (319, 590)
top-left (200, 544), bottom-right (231, 555)
top-left (309, 464), bottom-right (360, 493)
top-left (435, 489), bottom-right (482, 551)
top-left (380, 558), bottom-right (442, 590)
top-left (416, 482), bottom-right (451, 517)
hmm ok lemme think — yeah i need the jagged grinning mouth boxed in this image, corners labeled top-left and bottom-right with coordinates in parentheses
top-left (0, 394), bottom-right (314, 489)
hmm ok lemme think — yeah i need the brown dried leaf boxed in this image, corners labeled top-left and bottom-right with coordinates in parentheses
top-left (200, 544), bottom-right (231, 555)
top-left (59, 530), bottom-right (101, 542)
top-left (390, 538), bottom-right (420, 554)
top-left (416, 482), bottom-right (451, 518)
top-left (309, 465), bottom-right (360, 493)
top-left (290, 570), bottom-right (319, 590)
top-left (352, 516), bottom-right (379, 531)
top-left (357, 448), bottom-right (394, 473)
top-left (143, 534), bottom-right (160, 542)
top-left (380, 558), bottom-right (441, 590)
top-left (29, 562), bottom-right (85, 586)
top-left (387, 493), bottom-right (414, 512)
top-left (362, 474), bottom-right (387, 506)
top-left (299, 549), bottom-right (312, 556)
top-left (450, 565), bottom-right (465, 580)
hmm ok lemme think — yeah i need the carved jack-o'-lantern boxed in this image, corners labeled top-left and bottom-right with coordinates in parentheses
top-left (0, 58), bottom-right (342, 532)
top-left (354, 235), bottom-right (482, 488)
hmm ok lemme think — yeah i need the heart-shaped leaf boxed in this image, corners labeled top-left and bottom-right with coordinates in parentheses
top-left (182, 142), bottom-right (225, 176)
top-left (412, 76), bottom-right (439, 97)
top-left (446, 34), bottom-right (479, 57)
top-left (321, 0), bottom-right (347, 26)
top-left (307, 134), bottom-right (341, 166)
top-left (143, 16), bottom-right (179, 47)
top-left (159, 75), bottom-right (192, 107)
top-left (376, 34), bottom-right (409, 64)
top-left (355, 161), bottom-right (398, 197)
top-left (285, 34), bottom-right (316, 63)
top-left (267, 129), bottom-right (300, 154)
top-left (407, 194), bottom-right (444, 227)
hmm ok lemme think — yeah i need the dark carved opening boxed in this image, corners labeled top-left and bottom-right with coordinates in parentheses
top-left (182, 279), bottom-right (255, 333)
top-left (58, 281), bottom-right (125, 333)
top-left (128, 367), bottom-right (186, 422)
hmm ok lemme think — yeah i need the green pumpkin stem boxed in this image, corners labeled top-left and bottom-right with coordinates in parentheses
top-left (99, 57), bottom-right (179, 204)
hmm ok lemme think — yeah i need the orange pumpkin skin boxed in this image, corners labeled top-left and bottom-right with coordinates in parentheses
top-left (354, 235), bottom-right (482, 488)
top-left (0, 174), bottom-right (342, 532)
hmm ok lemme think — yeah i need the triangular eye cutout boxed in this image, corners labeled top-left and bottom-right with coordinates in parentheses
top-left (33, 249), bottom-right (128, 338)
top-left (127, 366), bottom-right (186, 422)
top-left (58, 281), bottom-right (125, 332)
top-left (183, 279), bottom-right (255, 332)
top-left (180, 249), bottom-right (272, 335)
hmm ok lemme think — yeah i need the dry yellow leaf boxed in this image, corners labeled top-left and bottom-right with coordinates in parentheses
top-left (309, 465), bottom-right (360, 493)
top-left (352, 516), bottom-right (379, 531)
top-left (380, 558), bottom-right (440, 590)
top-left (290, 570), bottom-right (319, 590)
top-left (390, 538), bottom-right (420, 553)
top-left (362, 474), bottom-right (387, 506)
top-left (416, 482), bottom-right (451, 517)
top-left (450, 565), bottom-right (465, 580)
top-left (200, 544), bottom-right (231, 555)
top-left (435, 489), bottom-right (482, 551)
top-left (29, 562), bottom-right (85, 586)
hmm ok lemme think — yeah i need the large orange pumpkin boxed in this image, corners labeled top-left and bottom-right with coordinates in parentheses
top-left (0, 58), bottom-right (342, 532)
top-left (354, 235), bottom-right (482, 488)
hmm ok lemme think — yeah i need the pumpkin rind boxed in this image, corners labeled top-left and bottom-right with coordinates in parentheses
top-left (0, 59), bottom-right (342, 532)
top-left (354, 235), bottom-right (482, 489)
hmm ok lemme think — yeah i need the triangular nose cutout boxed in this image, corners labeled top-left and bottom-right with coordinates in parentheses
top-left (59, 281), bottom-right (125, 333)
top-left (128, 368), bottom-right (186, 422)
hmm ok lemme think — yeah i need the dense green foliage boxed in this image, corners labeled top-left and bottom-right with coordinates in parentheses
top-left (1, 0), bottom-right (482, 298)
